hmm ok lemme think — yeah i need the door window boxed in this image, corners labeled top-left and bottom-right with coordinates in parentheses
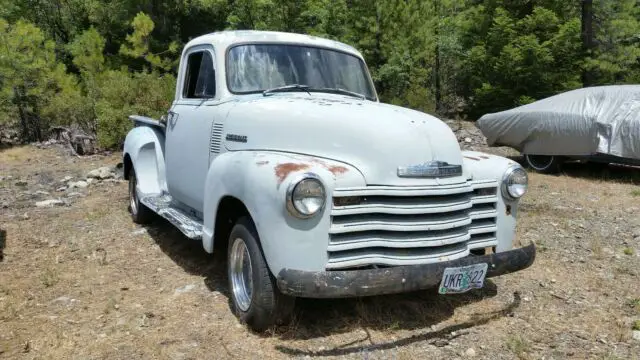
top-left (183, 50), bottom-right (215, 99)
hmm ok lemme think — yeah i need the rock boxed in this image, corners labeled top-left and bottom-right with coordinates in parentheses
top-left (34, 190), bottom-right (50, 196)
top-left (1, 201), bottom-right (8, 209)
top-left (131, 228), bottom-right (148, 236)
top-left (51, 296), bottom-right (79, 307)
top-left (174, 284), bottom-right (197, 295)
top-left (21, 213), bottom-right (29, 220)
top-left (464, 137), bottom-right (472, 143)
top-left (86, 178), bottom-right (95, 185)
top-left (69, 180), bottom-right (89, 189)
top-left (464, 348), bottom-right (476, 357)
top-left (633, 228), bottom-right (640, 239)
top-left (35, 199), bottom-right (65, 207)
top-left (56, 186), bottom-right (67, 192)
top-left (61, 176), bottom-right (73, 183)
top-left (633, 330), bottom-right (640, 341)
top-left (87, 166), bottom-right (115, 180)
top-left (15, 180), bottom-right (28, 186)
top-left (66, 192), bottom-right (83, 198)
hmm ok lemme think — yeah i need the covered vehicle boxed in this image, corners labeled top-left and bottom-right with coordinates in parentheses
top-left (476, 85), bottom-right (640, 173)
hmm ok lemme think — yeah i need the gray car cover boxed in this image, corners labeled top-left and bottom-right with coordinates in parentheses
top-left (475, 85), bottom-right (640, 159)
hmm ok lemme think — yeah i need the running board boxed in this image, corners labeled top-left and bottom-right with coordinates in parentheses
top-left (140, 194), bottom-right (203, 240)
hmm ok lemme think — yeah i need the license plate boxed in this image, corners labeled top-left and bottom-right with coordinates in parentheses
top-left (438, 263), bottom-right (488, 294)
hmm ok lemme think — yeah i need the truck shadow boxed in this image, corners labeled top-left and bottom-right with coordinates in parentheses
top-left (144, 218), bottom-right (512, 348)
top-left (276, 291), bottom-right (520, 357)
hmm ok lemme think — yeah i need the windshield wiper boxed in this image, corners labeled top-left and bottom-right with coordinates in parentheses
top-left (263, 84), bottom-right (311, 96)
top-left (308, 87), bottom-right (366, 100)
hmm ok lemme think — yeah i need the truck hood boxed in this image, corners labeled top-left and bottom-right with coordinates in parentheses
top-left (223, 94), bottom-right (463, 185)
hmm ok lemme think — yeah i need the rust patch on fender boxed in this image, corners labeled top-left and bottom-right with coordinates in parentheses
top-left (464, 156), bottom-right (480, 161)
top-left (275, 163), bottom-right (310, 184)
top-left (306, 158), bottom-right (349, 177)
top-left (327, 165), bottom-right (349, 176)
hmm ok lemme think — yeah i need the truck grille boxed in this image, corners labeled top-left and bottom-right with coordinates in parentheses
top-left (327, 180), bottom-right (498, 270)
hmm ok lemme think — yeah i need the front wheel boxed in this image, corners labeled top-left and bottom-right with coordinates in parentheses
top-left (227, 216), bottom-right (295, 332)
top-left (128, 168), bottom-right (153, 224)
top-left (524, 154), bottom-right (563, 174)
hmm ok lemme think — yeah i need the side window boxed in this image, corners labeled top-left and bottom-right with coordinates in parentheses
top-left (183, 50), bottom-right (215, 99)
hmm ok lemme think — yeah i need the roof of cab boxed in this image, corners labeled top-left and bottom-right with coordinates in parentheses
top-left (183, 30), bottom-right (362, 57)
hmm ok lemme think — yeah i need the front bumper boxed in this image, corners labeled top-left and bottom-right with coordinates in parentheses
top-left (276, 243), bottom-right (536, 298)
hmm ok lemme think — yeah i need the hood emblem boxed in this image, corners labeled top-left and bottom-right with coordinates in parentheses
top-left (397, 161), bottom-right (462, 178)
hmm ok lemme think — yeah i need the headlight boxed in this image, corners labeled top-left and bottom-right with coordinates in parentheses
top-left (502, 164), bottom-right (528, 200)
top-left (286, 174), bottom-right (326, 218)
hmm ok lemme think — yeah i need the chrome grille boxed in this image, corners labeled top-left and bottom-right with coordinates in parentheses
top-left (209, 123), bottom-right (224, 153)
top-left (327, 180), bottom-right (498, 270)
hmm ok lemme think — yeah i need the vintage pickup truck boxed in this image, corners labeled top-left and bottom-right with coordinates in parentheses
top-left (122, 30), bottom-right (536, 331)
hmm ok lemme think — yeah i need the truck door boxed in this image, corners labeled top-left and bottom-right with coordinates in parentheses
top-left (165, 44), bottom-right (218, 213)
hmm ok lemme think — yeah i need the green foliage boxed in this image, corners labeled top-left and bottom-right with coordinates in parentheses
top-left (0, 19), bottom-right (79, 140)
top-left (69, 27), bottom-right (106, 75)
top-left (95, 69), bottom-right (175, 148)
top-left (1, 0), bottom-right (638, 148)
top-left (119, 12), bottom-right (179, 72)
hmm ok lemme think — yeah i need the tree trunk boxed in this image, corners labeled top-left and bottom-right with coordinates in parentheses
top-left (581, 0), bottom-right (594, 86)
top-left (14, 87), bottom-right (30, 141)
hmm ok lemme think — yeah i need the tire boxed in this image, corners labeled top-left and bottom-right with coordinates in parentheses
top-left (524, 154), bottom-right (563, 174)
top-left (128, 168), bottom-right (153, 224)
top-left (227, 216), bottom-right (295, 332)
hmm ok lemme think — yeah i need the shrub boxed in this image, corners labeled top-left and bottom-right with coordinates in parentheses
top-left (95, 70), bottom-right (175, 149)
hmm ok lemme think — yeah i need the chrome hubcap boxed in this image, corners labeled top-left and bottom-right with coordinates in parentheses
top-left (129, 175), bottom-right (138, 214)
top-left (527, 155), bottom-right (554, 170)
top-left (230, 238), bottom-right (253, 312)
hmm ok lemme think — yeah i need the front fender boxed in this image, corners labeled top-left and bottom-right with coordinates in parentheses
top-left (202, 151), bottom-right (365, 273)
top-left (123, 126), bottom-right (167, 195)
top-left (462, 150), bottom-right (525, 252)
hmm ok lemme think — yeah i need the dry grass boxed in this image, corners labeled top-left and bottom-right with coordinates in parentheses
top-left (506, 334), bottom-right (531, 359)
top-left (1, 145), bottom-right (640, 359)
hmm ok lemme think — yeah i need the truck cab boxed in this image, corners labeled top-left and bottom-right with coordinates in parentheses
top-left (122, 30), bottom-right (536, 332)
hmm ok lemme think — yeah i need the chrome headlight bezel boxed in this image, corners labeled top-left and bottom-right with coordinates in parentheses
top-left (501, 164), bottom-right (528, 200)
top-left (286, 173), bottom-right (327, 218)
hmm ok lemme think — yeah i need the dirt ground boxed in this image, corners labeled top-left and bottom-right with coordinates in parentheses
top-left (1, 123), bottom-right (640, 359)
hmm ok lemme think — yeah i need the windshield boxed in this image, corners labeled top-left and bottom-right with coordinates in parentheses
top-left (226, 44), bottom-right (377, 100)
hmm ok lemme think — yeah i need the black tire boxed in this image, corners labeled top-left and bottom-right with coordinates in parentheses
top-left (128, 168), bottom-right (154, 224)
top-left (227, 216), bottom-right (295, 332)
top-left (524, 154), bottom-right (563, 174)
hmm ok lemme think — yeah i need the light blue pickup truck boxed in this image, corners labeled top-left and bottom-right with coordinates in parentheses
top-left (122, 30), bottom-right (535, 331)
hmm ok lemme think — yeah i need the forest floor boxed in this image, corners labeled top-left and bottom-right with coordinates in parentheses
top-left (1, 121), bottom-right (640, 360)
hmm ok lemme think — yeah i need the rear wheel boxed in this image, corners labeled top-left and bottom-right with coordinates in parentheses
top-left (524, 154), bottom-right (563, 174)
top-left (227, 216), bottom-right (295, 332)
top-left (128, 168), bottom-right (153, 224)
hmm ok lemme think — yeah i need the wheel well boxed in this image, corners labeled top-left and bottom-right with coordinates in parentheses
top-left (123, 154), bottom-right (133, 180)
top-left (214, 196), bottom-right (251, 252)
